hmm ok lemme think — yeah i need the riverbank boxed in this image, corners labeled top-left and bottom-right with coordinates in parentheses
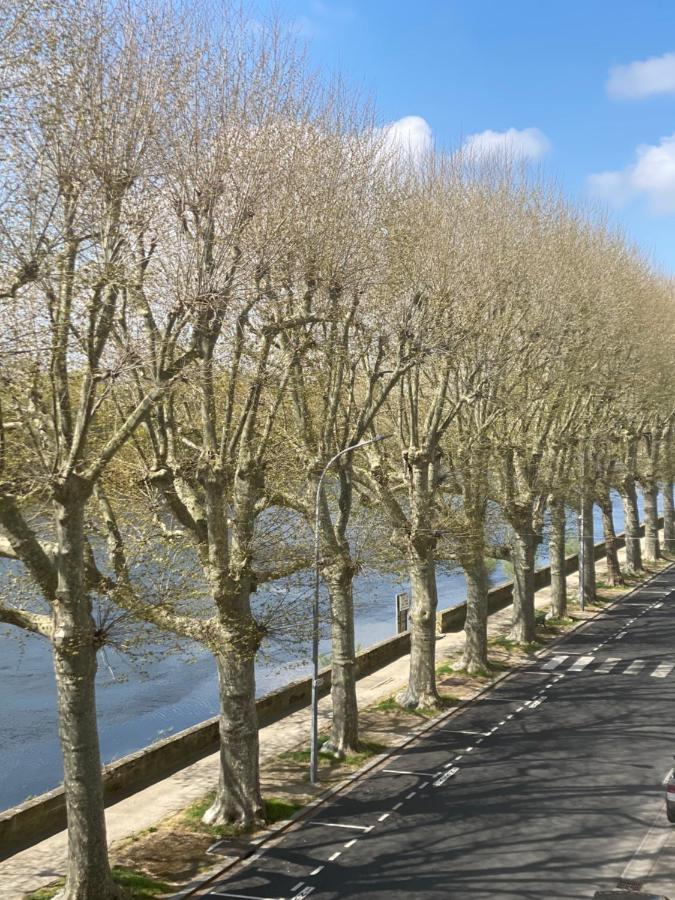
top-left (3, 529), bottom-right (665, 899)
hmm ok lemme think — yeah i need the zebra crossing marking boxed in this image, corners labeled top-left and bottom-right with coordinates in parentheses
top-left (651, 663), bottom-right (674, 678)
top-left (596, 657), bottom-right (620, 674)
top-left (542, 655), bottom-right (567, 670)
top-left (624, 659), bottom-right (645, 675)
top-left (569, 655), bottom-right (594, 671)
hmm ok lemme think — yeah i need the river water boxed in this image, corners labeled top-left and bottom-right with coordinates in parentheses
top-left (0, 497), bottom-right (632, 811)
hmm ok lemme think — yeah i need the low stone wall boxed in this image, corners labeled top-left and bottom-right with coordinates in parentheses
top-left (0, 518), bottom-right (659, 858)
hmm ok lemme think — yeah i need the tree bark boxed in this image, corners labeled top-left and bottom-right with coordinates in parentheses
top-left (621, 478), bottom-right (643, 573)
top-left (324, 555), bottom-right (359, 755)
top-left (510, 526), bottom-right (536, 643)
top-left (52, 490), bottom-right (122, 900)
top-left (664, 481), bottom-right (675, 554)
top-left (204, 640), bottom-right (263, 829)
top-left (581, 496), bottom-right (596, 603)
top-left (599, 492), bottom-right (623, 586)
top-left (549, 496), bottom-right (567, 619)
top-left (641, 482), bottom-right (660, 562)
top-left (461, 556), bottom-right (489, 673)
top-left (398, 546), bottom-right (440, 708)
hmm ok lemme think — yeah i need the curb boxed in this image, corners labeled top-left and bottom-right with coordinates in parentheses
top-left (174, 559), bottom-right (675, 899)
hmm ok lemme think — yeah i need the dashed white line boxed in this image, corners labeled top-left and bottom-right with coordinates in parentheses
top-left (292, 883), bottom-right (304, 892)
top-left (310, 866), bottom-right (324, 876)
top-left (328, 851), bottom-right (341, 861)
top-left (378, 813), bottom-right (390, 822)
top-left (392, 801), bottom-right (403, 810)
top-left (405, 791), bottom-right (417, 799)
top-left (344, 839), bottom-right (357, 848)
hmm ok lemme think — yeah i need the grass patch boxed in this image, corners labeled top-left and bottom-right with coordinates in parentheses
top-left (27, 867), bottom-right (172, 900)
top-left (280, 739), bottom-right (387, 769)
top-left (543, 616), bottom-right (574, 628)
top-left (490, 635), bottom-right (517, 651)
top-left (436, 661), bottom-right (455, 677)
top-left (264, 797), bottom-right (304, 823)
top-left (180, 792), bottom-right (250, 839)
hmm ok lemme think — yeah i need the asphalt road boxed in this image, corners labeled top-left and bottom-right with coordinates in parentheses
top-left (199, 567), bottom-right (675, 900)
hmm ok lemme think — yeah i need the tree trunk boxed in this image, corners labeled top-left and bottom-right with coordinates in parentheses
top-left (599, 492), bottom-right (623, 586)
top-left (52, 492), bottom-right (122, 900)
top-left (204, 643), bottom-right (263, 828)
top-left (621, 479), bottom-right (643, 573)
top-left (324, 555), bottom-right (359, 755)
top-left (549, 496), bottom-right (567, 619)
top-left (642, 482), bottom-right (660, 562)
top-left (581, 496), bottom-right (596, 603)
top-left (510, 526), bottom-right (536, 644)
top-left (398, 546), bottom-right (440, 708)
top-left (461, 556), bottom-right (489, 674)
top-left (664, 481), bottom-right (675, 554)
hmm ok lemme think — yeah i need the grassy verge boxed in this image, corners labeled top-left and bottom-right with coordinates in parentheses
top-left (27, 866), bottom-right (173, 900)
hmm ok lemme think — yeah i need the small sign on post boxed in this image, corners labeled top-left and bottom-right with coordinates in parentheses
top-left (396, 591), bottom-right (410, 634)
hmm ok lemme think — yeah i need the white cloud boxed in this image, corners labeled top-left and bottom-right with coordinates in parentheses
top-left (588, 133), bottom-right (675, 213)
top-left (607, 52), bottom-right (675, 99)
top-left (380, 115), bottom-right (434, 163)
top-left (461, 127), bottom-right (550, 162)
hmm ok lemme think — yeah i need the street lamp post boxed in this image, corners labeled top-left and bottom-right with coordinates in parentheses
top-left (309, 434), bottom-right (390, 785)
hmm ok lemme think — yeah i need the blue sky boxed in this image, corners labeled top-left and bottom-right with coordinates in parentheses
top-left (266, 0), bottom-right (675, 273)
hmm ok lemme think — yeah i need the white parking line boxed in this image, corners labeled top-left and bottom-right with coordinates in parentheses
top-left (382, 769), bottom-right (438, 778)
top-left (652, 663), bottom-right (674, 678)
top-left (344, 839), bottom-right (357, 848)
top-left (328, 851), bottom-right (341, 861)
top-left (314, 822), bottom-right (371, 831)
top-left (310, 866), bottom-right (324, 876)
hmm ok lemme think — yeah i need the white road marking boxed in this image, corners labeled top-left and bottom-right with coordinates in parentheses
top-left (382, 769), bottom-right (438, 778)
top-left (440, 729), bottom-right (488, 736)
top-left (344, 839), bottom-right (357, 848)
top-left (569, 655), bottom-right (594, 671)
top-left (433, 766), bottom-right (459, 787)
top-left (596, 657), bottom-right (620, 674)
top-left (292, 888), bottom-right (314, 900)
top-left (528, 697), bottom-right (545, 709)
top-left (506, 714), bottom-right (514, 720)
top-left (652, 663), bottom-right (674, 678)
top-left (662, 769), bottom-right (673, 786)
top-left (615, 631), bottom-right (627, 640)
top-left (624, 659), bottom-right (645, 675)
top-left (654, 602), bottom-right (664, 609)
top-left (454, 755), bottom-right (463, 762)
top-left (378, 813), bottom-right (390, 822)
top-left (310, 866), bottom-right (324, 876)
top-left (292, 884), bottom-right (304, 892)
top-left (211, 894), bottom-right (282, 900)
top-left (328, 851), bottom-right (341, 861)
top-left (392, 801), bottom-right (403, 810)
top-left (464, 746), bottom-right (474, 752)
top-left (499, 720), bottom-right (506, 725)
top-left (620, 815), bottom-right (671, 882)
top-left (314, 822), bottom-right (371, 831)
top-left (516, 706), bottom-right (524, 713)
top-left (542, 655), bottom-right (568, 670)
top-left (405, 791), bottom-right (417, 799)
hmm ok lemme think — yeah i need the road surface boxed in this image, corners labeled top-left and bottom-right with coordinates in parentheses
top-left (198, 566), bottom-right (675, 899)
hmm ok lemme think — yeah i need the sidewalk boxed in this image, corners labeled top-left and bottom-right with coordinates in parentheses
top-left (0, 537), bottom-right (664, 898)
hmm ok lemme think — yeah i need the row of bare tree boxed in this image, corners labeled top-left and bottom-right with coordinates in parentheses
top-left (1, 3), bottom-right (674, 898)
